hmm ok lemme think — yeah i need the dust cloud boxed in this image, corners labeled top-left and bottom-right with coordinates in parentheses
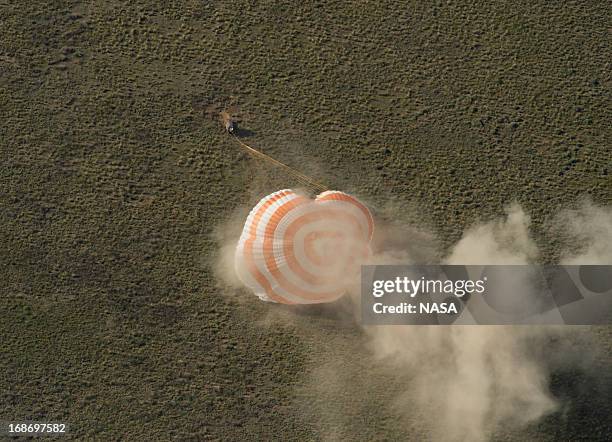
top-left (557, 200), bottom-right (612, 264)
top-left (212, 204), bottom-right (249, 291)
top-left (364, 204), bottom-right (556, 442)
top-left (445, 202), bottom-right (538, 265)
top-left (215, 196), bottom-right (611, 441)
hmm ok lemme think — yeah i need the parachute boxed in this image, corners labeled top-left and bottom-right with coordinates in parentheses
top-left (235, 190), bottom-right (374, 304)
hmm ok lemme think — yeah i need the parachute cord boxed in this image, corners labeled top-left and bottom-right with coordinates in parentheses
top-left (231, 134), bottom-right (329, 192)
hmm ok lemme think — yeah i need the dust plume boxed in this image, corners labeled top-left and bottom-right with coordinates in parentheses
top-left (445, 202), bottom-right (538, 265)
top-left (363, 203), bottom-right (557, 442)
top-left (212, 204), bottom-right (249, 291)
top-left (557, 200), bottom-right (612, 264)
top-left (215, 197), bottom-right (611, 441)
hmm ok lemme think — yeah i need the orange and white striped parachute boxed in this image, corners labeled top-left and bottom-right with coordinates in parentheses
top-left (235, 190), bottom-right (374, 304)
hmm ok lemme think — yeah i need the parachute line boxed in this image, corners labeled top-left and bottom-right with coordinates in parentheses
top-left (231, 134), bottom-right (328, 192)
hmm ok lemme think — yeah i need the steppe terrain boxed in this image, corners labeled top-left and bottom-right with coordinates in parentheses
top-left (1, 1), bottom-right (610, 440)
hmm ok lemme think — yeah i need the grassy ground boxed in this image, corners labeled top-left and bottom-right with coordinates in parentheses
top-left (1, 1), bottom-right (610, 440)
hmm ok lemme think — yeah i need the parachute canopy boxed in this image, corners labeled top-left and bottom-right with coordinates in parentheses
top-left (235, 190), bottom-right (374, 304)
